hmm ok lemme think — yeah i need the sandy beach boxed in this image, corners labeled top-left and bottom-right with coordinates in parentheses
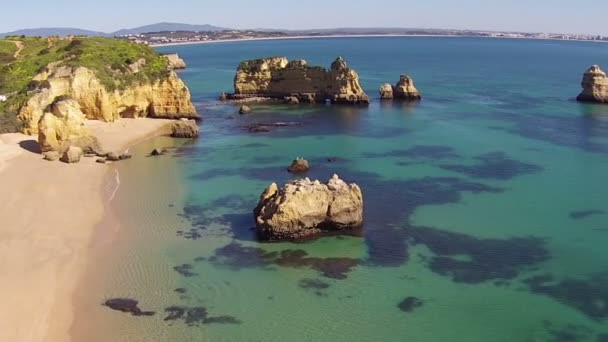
top-left (0, 118), bottom-right (173, 342)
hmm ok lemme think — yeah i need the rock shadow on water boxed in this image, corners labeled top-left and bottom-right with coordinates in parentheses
top-left (439, 152), bottom-right (543, 180)
top-left (103, 298), bottom-right (155, 317)
top-left (208, 242), bottom-right (360, 280)
top-left (569, 210), bottom-right (605, 220)
top-left (525, 273), bottom-right (608, 321)
top-left (407, 226), bottom-right (550, 284)
top-left (164, 306), bottom-right (241, 326)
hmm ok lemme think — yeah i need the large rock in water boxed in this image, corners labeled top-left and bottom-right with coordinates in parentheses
top-left (228, 56), bottom-right (369, 105)
top-left (254, 175), bottom-right (364, 241)
top-left (171, 119), bottom-right (200, 138)
top-left (38, 98), bottom-right (101, 154)
top-left (380, 75), bottom-right (421, 101)
top-left (577, 65), bottom-right (608, 103)
top-left (18, 64), bottom-right (198, 135)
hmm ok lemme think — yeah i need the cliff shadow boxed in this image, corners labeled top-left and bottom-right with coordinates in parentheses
top-left (18, 139), bottom-right (41, 154)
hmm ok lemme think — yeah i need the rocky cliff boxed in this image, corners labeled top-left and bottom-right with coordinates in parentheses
top-left (379, 75), bottom-right (421, 101)
top-left (163, 53), bottom-right (187, 70)
top-left (19, 64), bottom-right (197, 135)
top-left (254, 175), bottom-right (364, 241)
top-left (577, 65), bottom-right (608, 103)
top-left (228, 56), bottom-right (369, 105)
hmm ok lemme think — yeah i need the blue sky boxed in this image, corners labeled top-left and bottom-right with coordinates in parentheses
top-left (2, 0), bottom-right (608, 35)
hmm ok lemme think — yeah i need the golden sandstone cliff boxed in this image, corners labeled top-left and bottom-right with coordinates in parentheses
top-left (577, 65), bottom-right (608, 103)
top-left (19, 63), bottom-right (197, 135)
top-left (228, 56), bottom-right (370, 105)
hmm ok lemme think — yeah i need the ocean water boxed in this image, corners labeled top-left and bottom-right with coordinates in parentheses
top-left (73, 37), bottom-right (608, 342)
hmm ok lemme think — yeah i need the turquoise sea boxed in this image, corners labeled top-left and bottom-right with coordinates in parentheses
top-left (73, 37), bottom-right (608, 341)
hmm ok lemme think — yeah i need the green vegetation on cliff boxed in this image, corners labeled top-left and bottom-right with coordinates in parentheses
top-left (0, 37), bottom-right (169, 133)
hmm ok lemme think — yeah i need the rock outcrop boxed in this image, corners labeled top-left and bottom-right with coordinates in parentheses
top-left (254, 175), bottom-right (364, 241)
top-left (239, 105), bottom-right (252, 115)
top-left (287, 158), bottom-right (310, 173)
top-left (60, 146), bottom-right (84, 163)
top-left (380, 75), bottom-right (421, 101)
top-left (227, 56), bottom-right (369, 105)
top-left (37, 98), bottom-right (100, 154)
top-left (19, 64), bottom-right (198, 135)
top-left (171, 119), bottom-right (200, 138)
top-left (577, 65), bottom-right (608, 103)
top-left (163, 53), bottom-right (187, 70)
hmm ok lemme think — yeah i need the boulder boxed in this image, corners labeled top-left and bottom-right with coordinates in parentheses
top-left (119, 153), bottom-right (132, 160)
top-left (287, 158), bottom-right (310, 173)
top-left (96, 158), bottom-right (107, 164)
top-left (43, 151), bottom-right (60, 161)
top-left (171, 119), bottom-right (200, 138)
top-left (284, 96), bottom-right (300, 105)
top-left (60, 146), bottom-right (83, 163)
top-left (379, 83), bottom-right (394, 100)
top-left (577, 65), bottom-right (608, 103)
top-left (163, 53), bottom-right (187, 70)
top-left (229, 56), bottom-right (369, 105)
top-left (239, 105), bottom-right (252, 115)
top-left (150, 148), bottom-right (165, 156)
top-left (254, 174), bottom-right (364, 241)
top-left (37, 98), bottom-right (101, 154)
top-left (106, 152), bottom-right (120, 161)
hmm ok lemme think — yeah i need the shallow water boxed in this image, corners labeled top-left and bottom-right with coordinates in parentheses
top-left (74, 37), bottom-right (608, 342)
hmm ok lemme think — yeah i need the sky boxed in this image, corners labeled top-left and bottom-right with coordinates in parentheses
top-left (1, 0), bottom-right (608, 35)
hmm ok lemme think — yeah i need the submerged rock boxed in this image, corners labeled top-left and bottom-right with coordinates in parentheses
top-left (287, 158), bottom-right (310, 173)
top-left (577, 65), bottom-right (608, 103)
top-left (227, 56), bottom-right (369, 105)
top-left (380, 75), bottom-right (421, 101)
top-left (60, 146), bottom-right (83, 163)
top-left (103, 298), bottom-right (155, 317)
top-left (171, 119), bottom-right (200, 138)
top-left (254, 174), bottom-right (364, 241)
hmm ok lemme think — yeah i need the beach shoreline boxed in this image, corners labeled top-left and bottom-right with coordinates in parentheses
top-left (0, 118), bottom-right (174, 342)
top-left (150, 34), bottom-right (608, 48)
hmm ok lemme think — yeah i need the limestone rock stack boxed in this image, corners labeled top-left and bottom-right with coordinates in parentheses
top-left (577, 65), bottom-right (608, 103)
top-left (254, 175), bottom-right (364, 241)
top-left (163, 53), bottom-right (187, 70)
top-left (228, 56), bottom-right (369, 105)
top-left (380, 75), bottom-right (421, 101)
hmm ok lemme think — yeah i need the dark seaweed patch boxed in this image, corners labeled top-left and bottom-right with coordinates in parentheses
top-left (598, 334), bottom-right (608, 342)
top-left (408, 226), bottom-right (549, 283)
top-left (542, 321), bottom-right (593, 342)
top-left (569, 210), bottom-right (605, 220)
top-left (208, 242), bottom-right (359, 279)
top-left (525, 273), bottom-right (608, 320)
top-left (363, 145), bottom-right (459, 160)
top-left (440, 152), bottom-right (542, 180)
top-left (103, 298), bottom-right (155, 317)
top-left (174, 264), bottom-right (198, 277)
top-left (299, 278), bottom-right (331, 290)
top-left (174, 288), bottom-right (187, 294)
top-left (397, 297), bottom-right (423, 313)
top-left (164, 306), bottom-right (241, 326)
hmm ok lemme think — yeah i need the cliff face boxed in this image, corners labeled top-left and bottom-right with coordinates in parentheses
top-left (164, 53), bottom-right (187, 70)
top-left (19, 64), bottom-right (197, 134)
top-left (231, 56), bottom-right (369, 105)
top-left (577, 65), bottom-right (608, 103)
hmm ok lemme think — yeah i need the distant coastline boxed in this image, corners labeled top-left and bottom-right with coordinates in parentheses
top-left (149, 34), bottom-right (608, 48)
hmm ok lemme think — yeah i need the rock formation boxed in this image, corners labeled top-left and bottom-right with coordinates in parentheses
top-left (380, 75), bottom-right (421, 101)
top-left (254, 175), bottom-right (364, 241)
top-left (19, 64), bottom-right (198, 135)
top-left (171, 119), bottom-right (200, 138)
top-left (577, 65), bottom-right (608, 103)
top-left (163, 53), bottom-right (187, 70)
top-left (239, 105), bottom-right (252, 115)
top-left (287, 158), bottom-right (310, 173)
top-left (60, 146), bottom-right (84, 163)
top-left (227, 56), bottom-right (370, 105)
top-left (37, 98), bottom-right (101, 154)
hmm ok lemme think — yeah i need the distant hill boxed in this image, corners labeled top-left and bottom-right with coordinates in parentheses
top-left (0, 27), bottom-right (108, 38)
top-left (112, 22), bottom-right (228, 36)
